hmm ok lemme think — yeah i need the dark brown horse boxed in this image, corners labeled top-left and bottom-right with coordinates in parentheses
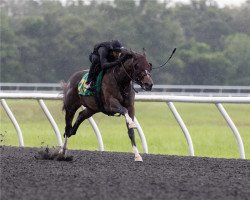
top-left (60, 51), bottom-right (153, 161)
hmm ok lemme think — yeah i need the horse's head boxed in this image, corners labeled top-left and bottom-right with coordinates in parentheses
top-left (123, 51), bottom-right (153, 91)
top-left (124, 50), bottom-right (153, 91)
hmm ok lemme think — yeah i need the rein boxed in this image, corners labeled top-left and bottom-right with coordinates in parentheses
top-left (121, 62), bottom-right (140, 93)
top-left (121, 62), bottom-right (138, 83)
top-left (112, 60), bottom-right (141, 93)
top-left (112, 62), bottom-right (139, 93)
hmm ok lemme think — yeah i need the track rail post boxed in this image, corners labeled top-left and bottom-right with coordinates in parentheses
top-left (38, 99), bottom-right (63, 147)
top-left (134, 117), bottom-right (148, 153)
top-left (167, 102), bottom-right (194, 156)
top-left (81, 106), bottom-right (104, 151)
top-left (215, 103), bottom-right (245, 159)
top-left (87, 117), bottom-right (104, 151)
top-left (0, 99), bottom-right (24, 147)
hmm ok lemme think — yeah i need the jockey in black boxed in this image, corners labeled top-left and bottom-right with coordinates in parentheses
top-left (85, 40), bottom-right (130, 89)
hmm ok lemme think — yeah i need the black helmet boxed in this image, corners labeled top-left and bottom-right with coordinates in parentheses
top-left (111, 40), bottom-right (124, 52)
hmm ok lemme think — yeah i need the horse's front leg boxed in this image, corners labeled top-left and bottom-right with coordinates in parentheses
top-left (105, 98), bottom-right (141, 161)
top-left (128, 128), bottom-right (143, 162)
top-left (105, 98), bottom-right (136, 128)
top-left (127, 105), bottom-right (143, 162)
top-left (124, 113), bottom-right (137, 129)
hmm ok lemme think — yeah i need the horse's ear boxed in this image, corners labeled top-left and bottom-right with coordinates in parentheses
top-left (142, 47), bottom-right (146, 56)
top-left (149, 63), bottom-right (152, 71)
top-left (129, 49), bottom-right (136, 57)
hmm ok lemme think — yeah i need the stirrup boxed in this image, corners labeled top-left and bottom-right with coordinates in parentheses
top-left (85, 82), bottom-right (95, 91)
top-left (84, 84), bottom-right (90, 89)
top-left (84, 82), bottom-right (91, 89)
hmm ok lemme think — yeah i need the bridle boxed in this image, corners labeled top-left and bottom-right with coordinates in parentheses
top-left (116, 58), bottom-right (152, 92)
top-left (134, 68), bottom-right (151, 84)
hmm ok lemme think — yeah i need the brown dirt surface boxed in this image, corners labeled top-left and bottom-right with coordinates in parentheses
top-left (1, 146), bottom-right (250, 200)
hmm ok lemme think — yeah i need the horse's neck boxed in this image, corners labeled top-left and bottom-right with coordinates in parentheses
top-left (115, 64), bottom-right (133, 86)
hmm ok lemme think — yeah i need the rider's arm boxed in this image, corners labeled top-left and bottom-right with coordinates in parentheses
top-left (98, 47), bottom-right (121, 69)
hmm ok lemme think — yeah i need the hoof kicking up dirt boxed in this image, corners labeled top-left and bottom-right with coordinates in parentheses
top-left (34, 147), bottom-right (73, 162)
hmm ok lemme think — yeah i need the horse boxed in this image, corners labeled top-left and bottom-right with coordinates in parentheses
top-left (60, 50), bottom-right (153, 161)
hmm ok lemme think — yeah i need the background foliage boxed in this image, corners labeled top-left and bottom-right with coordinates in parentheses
top-left (1, 0), bottom-right (250, 85)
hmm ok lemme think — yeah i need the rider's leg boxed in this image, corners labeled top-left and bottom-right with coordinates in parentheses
top-left (86, 54), bottom-right (99, 86)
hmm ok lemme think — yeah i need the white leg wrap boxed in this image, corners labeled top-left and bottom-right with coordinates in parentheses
top-left (133, 146), bottom-right (143, 162)
top-left (125, 113), bottom-right (136, 128)
top-left (59, 137), bottom-right (68, 155)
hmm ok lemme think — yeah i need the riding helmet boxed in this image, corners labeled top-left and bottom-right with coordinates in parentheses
top-left (111, 40), bottom-right (124, 52)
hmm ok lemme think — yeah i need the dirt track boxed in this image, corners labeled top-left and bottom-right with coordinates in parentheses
top-left (1, 146), bottom-right (250, 200)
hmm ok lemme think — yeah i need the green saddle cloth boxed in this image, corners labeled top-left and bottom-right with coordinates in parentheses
top-left (78, 71), bottom-right (103, 96)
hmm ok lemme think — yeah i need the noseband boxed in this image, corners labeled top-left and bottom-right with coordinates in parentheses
top-left (135, 69), bottom-right (151, 84)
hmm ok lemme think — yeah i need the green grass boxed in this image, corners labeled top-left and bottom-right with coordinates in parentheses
top-left (0, 100), bottom-right (249, 159)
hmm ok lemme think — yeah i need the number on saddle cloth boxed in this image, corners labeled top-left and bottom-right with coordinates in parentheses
top-left (78, 71), bottom-right (104, 96)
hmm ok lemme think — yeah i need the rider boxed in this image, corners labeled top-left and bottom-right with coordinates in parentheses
top-left (85, 40), bottom-right (131, 89)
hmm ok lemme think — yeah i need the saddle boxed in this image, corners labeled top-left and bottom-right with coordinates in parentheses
top-left (78, 71), bottom-right (107, 114)
top-left (78, 71), bottom-right (103, 96)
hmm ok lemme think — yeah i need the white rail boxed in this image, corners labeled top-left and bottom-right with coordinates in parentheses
top-left (1, 83), bottom-right (250, 96)
top-left (216, 103), bottom-right (245, 158)
top-left (0, 99), bottom-right (24, 147)
top-left (167, 102), bottom-right (194, 156)
top-left (38, 99), bottom-right (63, 146)
top-left (1, 92), bottom-right (249, 159)
top-left (0, 92), bottom-right (147, 153)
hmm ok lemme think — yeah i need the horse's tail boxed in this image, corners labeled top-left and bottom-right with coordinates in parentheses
top-left (60, 80), bottom-right (68, 111)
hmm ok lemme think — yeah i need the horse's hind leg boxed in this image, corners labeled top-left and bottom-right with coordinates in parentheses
top-left (59, 104), bottom-right (80, 155)
top-left (64, 104), bottom-right (80, 137)
top-left (70, 108), bottom-right (96, 135)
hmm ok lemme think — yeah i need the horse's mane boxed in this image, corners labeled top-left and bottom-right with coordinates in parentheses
top-left (121, 50), bottom-right (143, 58)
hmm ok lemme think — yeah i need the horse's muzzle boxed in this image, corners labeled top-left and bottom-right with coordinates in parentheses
top-left (142, 83), bottom-right (153, 91)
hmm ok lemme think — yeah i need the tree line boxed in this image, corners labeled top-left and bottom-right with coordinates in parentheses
top-left (1, 0), bottom-right (250, 85)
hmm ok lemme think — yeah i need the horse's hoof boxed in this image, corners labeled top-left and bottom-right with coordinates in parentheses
top-left (58, 148), bottom-right (67, 156)
top-left (134, 155), bottom-right (143, 162)
top-left (129, 122), bottom-right (137, 129)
